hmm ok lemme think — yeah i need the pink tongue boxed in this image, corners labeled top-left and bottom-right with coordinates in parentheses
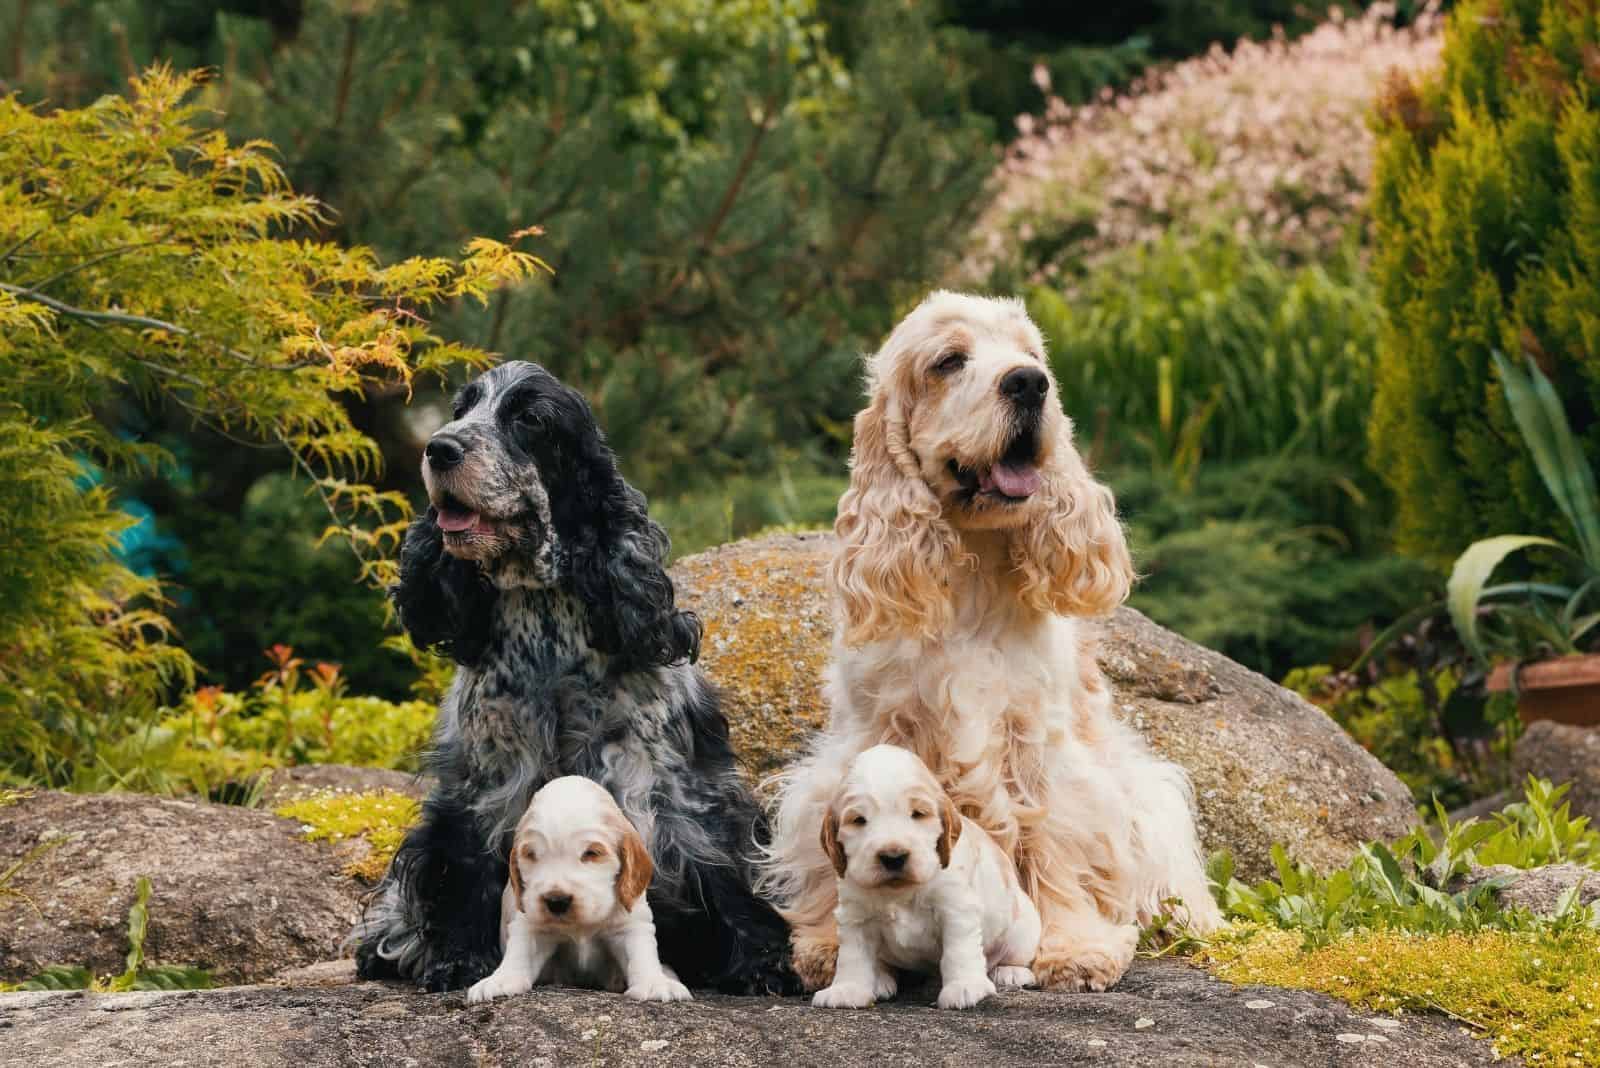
top-left (435, 508), bottom-right (479, 533)
top-left (989, 463), bottom-right (1042, 498)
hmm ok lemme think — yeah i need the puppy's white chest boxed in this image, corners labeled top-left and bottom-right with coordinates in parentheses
top-left (873, 901), bottom-right (942, 971)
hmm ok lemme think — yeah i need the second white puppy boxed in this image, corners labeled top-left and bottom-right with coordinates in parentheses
top-left (812, 745), bottom-right (1040, 1010)
top-left (466, 776), bottom-right (691, 1004)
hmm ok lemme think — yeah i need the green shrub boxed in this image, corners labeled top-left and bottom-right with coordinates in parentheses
top-left (1369, 0), bottom-right (1600, 562)
top-left (151, 648), bottom-right (436, 795)
top-left (1114, 460), bottom-right (1433, 678)
top-left (0, 69), bottom-right (533, 786)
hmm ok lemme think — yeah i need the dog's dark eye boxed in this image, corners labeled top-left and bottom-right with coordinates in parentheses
top-left (911, 809), bottom-right (929, 820)
top-left (933, 351), bottom-right (968, 375)
top-left (581, 846), bottom-right (603, 862)
top-left (849, 815), bottom-right (867, 827)
top-left (451, 384), bottom-right (482, 420)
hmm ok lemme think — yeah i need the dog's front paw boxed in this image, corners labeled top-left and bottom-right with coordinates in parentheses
top-left (791, 929), bottom-right (840, 993)
top-left (991, 965), bottom-right (1036, 990)
top-left (811, 981), bottom-right (876, 1009)
top-left (626, 976), bottom-right (693, 1003)
top-left (872, 967), bottom-right (898, 1001)
top-left (1031, 925), bottom-right (1137, 992)
top-left (936, 976), bottom-right (997, 1010)
top-left (466, 971), bottom-right (531, 1004)
top-left (421, 953), bottom-right (498, 994)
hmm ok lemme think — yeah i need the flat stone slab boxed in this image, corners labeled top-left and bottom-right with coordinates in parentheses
top-left (0, 959), bottom-right (1498, 1068)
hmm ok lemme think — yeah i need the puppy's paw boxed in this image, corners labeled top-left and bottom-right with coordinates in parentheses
top-left (466, 971), bottom-right (531, 1004)
top-left (936, 976), bottom-right (997, 1010)
top-left (1032, 925), bottom-right (1137, 993)
top-left (872, 967), bottom-right (898, 1001)
top-left (811, 981), bottom-right (876, 1009)
top-left (626, 976), bottom-right (693, 1003)
top-left (791, 930), bottom-right (840, 993)
top-left (990, 965), bottom-right (1036, 990)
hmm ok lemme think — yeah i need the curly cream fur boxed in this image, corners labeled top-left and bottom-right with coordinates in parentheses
top-left (762, 292), bottom-right (1220, 993)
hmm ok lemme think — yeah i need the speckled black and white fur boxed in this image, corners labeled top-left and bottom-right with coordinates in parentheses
top-left (352, 361), bottom-right (794, 994)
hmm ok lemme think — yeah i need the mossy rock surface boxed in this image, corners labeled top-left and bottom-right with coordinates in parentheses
top-left (0, 791), bottom-right (365, 985)
top-left (0, 958), bottom-right (1501, 1067)
top-left (671, 533), bottom-right (1417, 880)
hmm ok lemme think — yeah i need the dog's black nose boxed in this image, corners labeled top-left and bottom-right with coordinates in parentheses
top-left (425, 434), bottom-right (465, 471)
top-left (999, 366), bottom-right (1049, 406)
top-left (877, 850), bottom-right (908, 872)
top-left (542, 893), bottom-right (573, 916)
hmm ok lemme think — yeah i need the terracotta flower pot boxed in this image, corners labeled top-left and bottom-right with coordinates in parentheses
top-left (1487, 653), bottom-right (1600, 726)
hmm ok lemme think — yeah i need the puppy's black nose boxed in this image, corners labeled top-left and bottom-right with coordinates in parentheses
top-left (542, 892), bottom-right (573, 916)
top-left (999, 366), bottom-right (1049, 407)
top-left (424, 434), bottom-right (464, 471)
top-left (877, 850), bottom-right (908, 872)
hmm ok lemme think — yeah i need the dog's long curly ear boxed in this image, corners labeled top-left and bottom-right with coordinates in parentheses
top-left (820, 804), bottom-right (847, 878)
top-left (829, 385), bottom-right (961, 646)
top-left (936, 792), bottom-right (962, 870)
top-left (570, 480), bottom-right (701, 670)
top-left (391, 511), bottom-right (499, 666)
top-left (612, 810), bottom-right (654, 912)
top-left (1010, 424), bottom-right (1133, 618)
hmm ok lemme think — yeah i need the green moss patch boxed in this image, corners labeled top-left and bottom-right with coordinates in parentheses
top-left (1201, 926), bottom-right (1600, 1066)
top-left (274, 788), bottom-right (419, 882)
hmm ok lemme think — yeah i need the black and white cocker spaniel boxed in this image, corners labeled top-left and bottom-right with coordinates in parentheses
top-left (353, 360), bottom-right (793, 994)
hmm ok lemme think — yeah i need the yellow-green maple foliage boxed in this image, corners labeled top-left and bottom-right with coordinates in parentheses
top-left (1369, 0), bottom-right (1600, 561)
top-left (0, 68), bottom-right (544, 787)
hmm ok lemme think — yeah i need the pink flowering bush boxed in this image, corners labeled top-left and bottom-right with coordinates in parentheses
top-left (968, 4), bottom-right (1442, 286)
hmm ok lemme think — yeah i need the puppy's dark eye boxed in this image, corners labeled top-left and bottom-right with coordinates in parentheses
top-left (911, 809), bottom-right (929, 820)
top-left (933, 351), bottom-right (967, 375)
top-left (849, 815), bottom-right (867, 827)
top-left (581, 846), bottom-right (603, 862)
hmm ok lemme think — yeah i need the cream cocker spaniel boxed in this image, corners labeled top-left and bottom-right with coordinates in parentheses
top-left (812, 745), bottom-right (1039, 1011)
top-left (466, 776), bottom-right (692, 1004)
top-left (763, 291), bottom-right (1222, 994)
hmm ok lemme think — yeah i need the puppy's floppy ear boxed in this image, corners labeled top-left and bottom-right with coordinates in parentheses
top-left (830, 382), bottom-right (962, 646)
top-left (612, 812), bottom-right (654, 912)
top-left (390, 511), bottom-right (499, 666)
top-left (820, 805), bottom-right (847, 878)
top-left (936, 792), bottom-right (962, 870)
top-left (568, 477), bottom-right (701, 671)
top-left (508, 843), bottom-right (526, 910)
top-left (1010, 425), bottom-right (1133, 618)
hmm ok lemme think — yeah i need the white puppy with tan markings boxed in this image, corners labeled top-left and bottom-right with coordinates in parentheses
top-left (466, 776), bottom-right (691, 1005)
top-left (812, 745), bottom-right (1040, 1010)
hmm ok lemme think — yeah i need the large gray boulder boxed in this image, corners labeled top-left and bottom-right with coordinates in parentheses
top-left (0, 791), bottom-right (365, 985)
top-left (0, 959), bottom-right (1497, 1068)
top-left (672, 533), bottom-right (1417, 880)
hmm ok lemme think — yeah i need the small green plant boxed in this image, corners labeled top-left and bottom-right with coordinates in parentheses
top-left (1, 877), bottom-right (212, 992)
top-left (1208, 777), bottom-right (1598, 950)
top-left (1190, 776), bottom-right (1600, 1065)
top-left (274, 789), bottom-right (420, 883)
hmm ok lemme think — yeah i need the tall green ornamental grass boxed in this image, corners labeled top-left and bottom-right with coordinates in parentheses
top-left (1031, 235), bottom-right (1380, 476)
